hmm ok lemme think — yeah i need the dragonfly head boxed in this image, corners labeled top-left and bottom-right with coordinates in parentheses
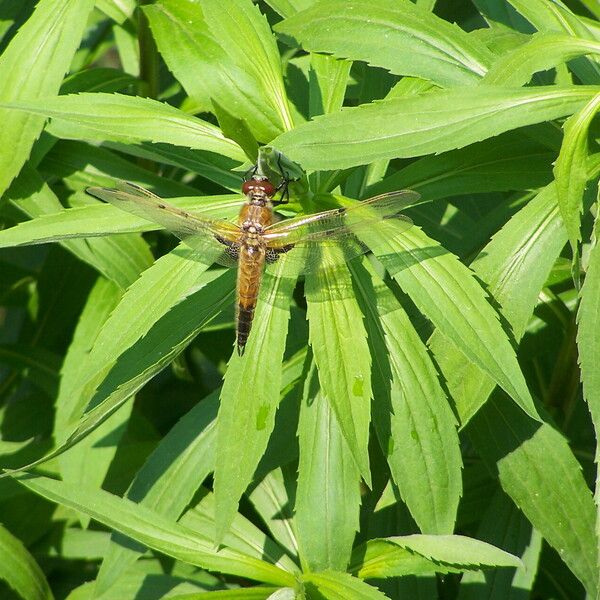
top-left (242, 176), bottom-right (276, 199)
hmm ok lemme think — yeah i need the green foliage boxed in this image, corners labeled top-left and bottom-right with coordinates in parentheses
top-left (0, 0), bottom-right (598, 599)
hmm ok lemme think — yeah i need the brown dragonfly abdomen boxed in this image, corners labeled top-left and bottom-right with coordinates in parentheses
top-left (236, 242), bottom-right (266, 355)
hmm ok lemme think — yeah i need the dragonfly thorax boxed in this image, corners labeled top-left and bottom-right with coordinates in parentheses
top-left (242, 220), bottom-right (264, 234)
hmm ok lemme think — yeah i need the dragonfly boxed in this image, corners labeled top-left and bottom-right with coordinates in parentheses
top-left (88, 174), bottom-right (418, 355)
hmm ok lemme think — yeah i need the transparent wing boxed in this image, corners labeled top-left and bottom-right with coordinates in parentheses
top-left (264, 190), bottom-right (417, 276)
top-left (87, 181), bottom-right (242, 268)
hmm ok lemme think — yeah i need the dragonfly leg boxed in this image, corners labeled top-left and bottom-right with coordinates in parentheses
top-left (242, 163), bottom-right (258, 182)
top-left (272, 154), bottom-right (291, 205)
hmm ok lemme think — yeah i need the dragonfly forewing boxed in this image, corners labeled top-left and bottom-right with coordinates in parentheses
top-left (87, 181), bottom-right (242, 269)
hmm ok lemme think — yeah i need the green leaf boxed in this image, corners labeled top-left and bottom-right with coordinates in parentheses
top-left (0, 344), bottom-right (60, 397)
top-left (60, 67), bottom-right (138, 94)
top-left (13, 474), bottom-right (297, 586)
top-left (1, 255), bottom-right (234, 479)
top-left (274, 86), bottom-right (598, 170)
top-left (507, 0), bottom-right (599, 40)
top-left (351, 534), bottom-right (521, 579)
top-left (4, 163), bottom-right (152, 289)
top-left (468, 396), bottom-right (597, 596)
top-left (305, 247), bottom-right (373, 484)
top-left (39, 140), bottom-right (200, 196)
top-left (459, 489), bottom-right (543, 599)
top-left (351, 260), bottom-right (462, 534)
top-left (97, 355), bottom-right (304, 596)
top-left (169, 590), bottom-right (280, 600)
top-left (506, 0), bottom-right (600, 83)
top-left (95, 0), bottom-right (135, 24)
top-left (54, 277), bottom-right (125, 529)
top-left (248, 467), bottom-right (298, 560)
top-left (66, 571), bottom-right (219, 600)
top-left (295, 360), bottom-right (360, 571)
top-left (431, 154), bottom-right (600, 423)
top-left (365, 130), bottom-right (554, 201)
top-left (359, 221), bottom-right (539, 420)
top-left (276, 0), bottom-right (493, 87)
top-left (212, 99), bottom-right (259, 162)
top-left (199, 0), bottom-right (294, 132)
top-left (302, 570), bottom-right (389, 600)
top-left (423, 158), bottom-right (600, 595)
top-left (145, 0), bottom-right (294, 141)
top-left (554, 92), bottom-right (600, 255)
top-left (577, 214), bottom-right (600, 591)
top-left (0, 0), bottom-right (95, 195)
top-left (0, 522), bottom-right (53, 600)
top-left (215, 258), bottom-right (295, 542)
top-left (0, 93), bottom-right (246, 162)
top-left (182, 492), bottom-right (298, 572)
top-left (482, 33), bottom-right (600, 86)
top-left (94, 394), bottom-right (217, 595)
top-left (309, 54), bottom-right (352, 117)
top-left (104, 141), bottom-right (243, 191)
top-left (265, 0), bottom-right (316, 18)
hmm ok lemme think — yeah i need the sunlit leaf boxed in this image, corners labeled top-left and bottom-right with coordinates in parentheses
top-left (276, 0), bottom-right (493, 87)
top-left (274, 86), bottom-right (597, 170)
top-left (295, 360), bottom-right (360, 571)
top-left (0, 0), bottom-right (95, 195)
top-left (14, 474), bottom-right (296, 586)
top-left (0, 523), bottom-right (53, 600)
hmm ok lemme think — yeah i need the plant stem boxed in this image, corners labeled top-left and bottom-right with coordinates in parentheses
top-left (137, 1), bottom-right (158, 100)
top-left (137, 0), bottom-right (158, 173)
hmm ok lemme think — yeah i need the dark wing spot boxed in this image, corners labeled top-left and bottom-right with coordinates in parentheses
top-left (266, 244), bottom-right (294, 264)
top-left (158, 203), bottom-right (166, 209)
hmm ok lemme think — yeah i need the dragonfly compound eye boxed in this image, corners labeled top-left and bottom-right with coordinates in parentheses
top-left (242, 178), bottom-right (276, 197)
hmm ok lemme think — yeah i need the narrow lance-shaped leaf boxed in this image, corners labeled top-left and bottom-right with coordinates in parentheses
top-left (215, 256), bottom-right (295, 543)
top-left (13, 474), bottom-right (296, 587)
top-left (0, 0), bottom-right (95, 195)
top-left (302, 570), bottom-right (389, 600)
top-left (432, 153), bottom-right (600, 423)
top-left (0, 93), bottom-right (246, 162)
top-left (358, 220), bottom-right (538, 420)
top-left (351, 260), bottom-right (462, 534)
top-left (506, 0), bottom-right (600, 83)
top-left (459, 489), bottom-right (543, 599)
top-left (309, 54), bottom-right (352, 117)
top-left (427, 158), bottom-right (600, 595)
top-left (295, 359), bottom-right (361, 572)
top-left (577, 212), bottom-right (600, 587)
top-left (350, 534), bottom-right (521, 579)
top-left (0, 195), bottom-right (243, 248)
top-left (96, 353), bottom-right (305, 596)
top-left (275, 0), bottom-right (493, 87)
top-left (366, 130), bottom-right (555, 202)
top-left (5, 163), bottom-right (153, 289)
top-left (554, 92), bottom-right (600, 257)
top-left (305, 246), bottom-right (373, 484)
top-left (55, 277), bottom-right (125, 529)
top-left (0, 523), bottom-right (53, 600)
top-left (468, 394), bottom-right (597, 596)
top-left (144, 0), bottom-right (271, 142)
top-left (1, 254), bottom-right (234, 478)
top-left (274, 86), bottom-right (598, 170)
top-left (200, 0), bottom-right (295, 133)
top-left (482, 33), bottom-right (600, 86)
